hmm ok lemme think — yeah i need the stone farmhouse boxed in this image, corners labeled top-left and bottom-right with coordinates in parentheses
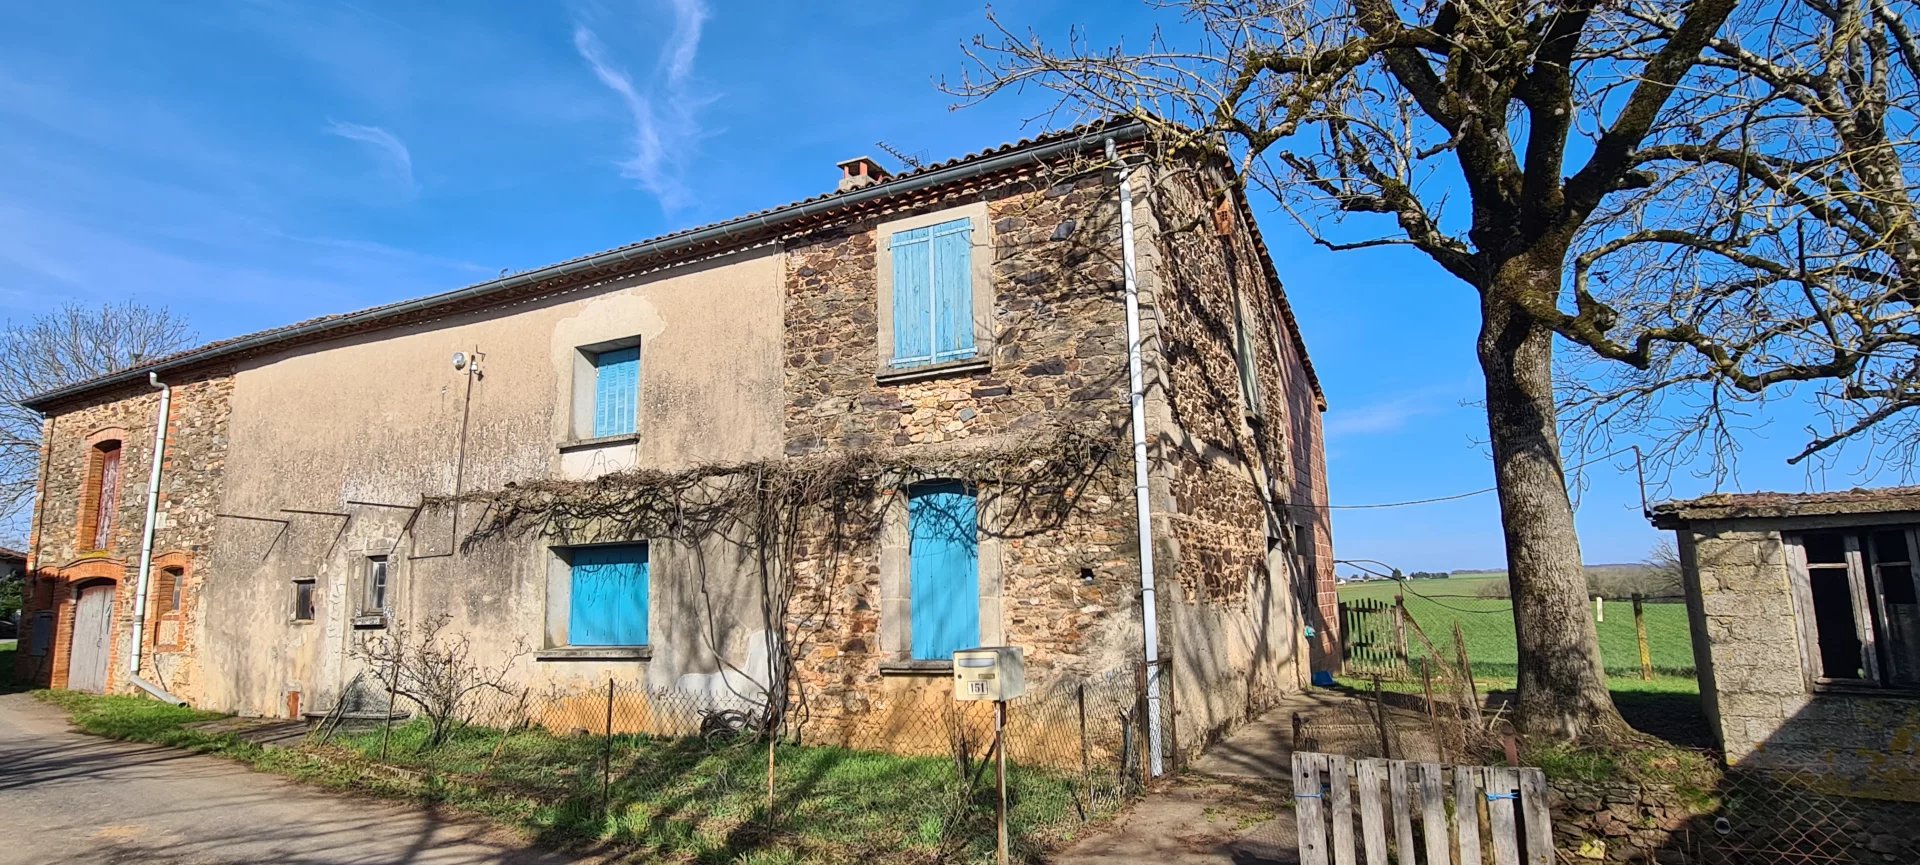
top-left (1652, 487), bottom-right (1920, 796)
top-left (12, 119), bottom-right (1335, 757)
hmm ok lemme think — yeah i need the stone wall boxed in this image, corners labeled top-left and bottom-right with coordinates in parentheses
top-left (1681, 520), bottom-right (1920, 796)
top-left (777, 172), bottom-right (1147, 743)
top-left (14, 372), bottom-right (233, 698)
top-left (1139, 166), bottom-right (1330, 751)
top-left (1550, 773), bottom-right (1920, 863)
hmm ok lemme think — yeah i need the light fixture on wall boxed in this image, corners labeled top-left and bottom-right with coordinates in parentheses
top-left (451, 351), bottom-right (468, 371)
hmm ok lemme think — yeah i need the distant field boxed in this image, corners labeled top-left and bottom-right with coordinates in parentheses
top-left (1337, 576), bottom-right (1695, 680)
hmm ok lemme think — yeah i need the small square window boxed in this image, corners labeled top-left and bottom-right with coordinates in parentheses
top-left (563, 544), bottom-right (650, 647)
top-left (363, 556), bottom-right (390, 615)
top-left (888, 217), bottom-right (977, 369)
top-left (293, 578), bottom-right (316, 622)
top-left (590, 346), bottom-right (640, 437)
top-left (1788, 527), bottom-right (1920, 689)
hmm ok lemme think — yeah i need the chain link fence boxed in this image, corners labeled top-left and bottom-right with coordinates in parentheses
top-left (299, 663), bottom-right (1172, 863)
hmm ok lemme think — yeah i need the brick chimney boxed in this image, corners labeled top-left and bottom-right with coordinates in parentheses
top-left (836, 156), bottom-right (893, 192)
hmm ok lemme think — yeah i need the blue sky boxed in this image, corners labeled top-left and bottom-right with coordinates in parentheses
top-left (0, 1), bottom-right (1868, 569)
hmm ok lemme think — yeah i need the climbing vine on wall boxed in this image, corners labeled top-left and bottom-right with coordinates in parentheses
top-left (436, 421), bottom-right (1123, 739)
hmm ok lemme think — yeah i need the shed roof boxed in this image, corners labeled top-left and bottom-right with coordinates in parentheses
top-left (22, 118), bottom-right (1326, 413)
top-left (0, 545), bottom-right (25, 564)
top-left (1650, 486), bottom-right (1920, 527)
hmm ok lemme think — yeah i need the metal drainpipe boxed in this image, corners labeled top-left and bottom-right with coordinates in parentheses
top-left (1108, 137), bottom-right (1164, 776)
top-left (129, 371), bottom-right (171, 681)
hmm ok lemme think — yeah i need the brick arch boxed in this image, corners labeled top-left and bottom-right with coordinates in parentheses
top-left (84, 426), bottom-right (130, 448)
top-left (150, 550), bottom-right (193, 652)
top-left (58, 557), bottom-right (129, 582)
top-left (76, 430), bottom-right (131, 554)
top-left (50, 557), bottom-right (127, 692)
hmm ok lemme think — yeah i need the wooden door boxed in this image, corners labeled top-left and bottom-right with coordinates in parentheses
top-left (69, 584), bottom-right (115, 693)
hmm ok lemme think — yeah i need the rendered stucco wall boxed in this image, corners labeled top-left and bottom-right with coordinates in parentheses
top-left (198, 248), bottom-right (785, 716)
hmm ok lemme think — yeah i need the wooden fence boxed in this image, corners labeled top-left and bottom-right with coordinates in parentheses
top-left (1292, 752), bottom-right (1552, 865)
top-left (1340, 598), bottom-right (1406, 675)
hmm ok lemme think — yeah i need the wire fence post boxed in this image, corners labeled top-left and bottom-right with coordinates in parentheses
top-left (1133, 660), bottom-right (1150, 785)
top-left (380, 640), bottom-right (400, 761)
top-left (1077, 682), bottom-right (1090, 809)
top-left (766, 725), bottom-right (776, 822)
top-left (1633, 593), bottom-right (1653, 680)
top-left (1392, 594), bottom-right (1410, 674)
top-left (995, 699), bottom-right (1009, 865)
top-left (1369, 674), bottom-right (1392, 759)
top-left (601, 677), bottom-right (615, 821)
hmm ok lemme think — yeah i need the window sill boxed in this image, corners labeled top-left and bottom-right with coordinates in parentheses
top-left (537, 646), bottom-right (653, 662)
top-left (351, 613), bottom-right (388, 630)
top-left (558, 433), bottom-right (642, 452)
top-left (875, 357), bottom-right (990, 386)
top-left (290, 619), bottom-right (314, 626)
top-left (879, 659), bottom-right (955, 676)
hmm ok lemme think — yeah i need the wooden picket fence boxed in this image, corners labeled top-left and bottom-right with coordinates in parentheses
top-left (1292, 752), bottom-right (1552, 865)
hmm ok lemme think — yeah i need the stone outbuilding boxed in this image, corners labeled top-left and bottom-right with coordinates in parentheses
top-left (13, 119), bottom-right (1338, 763)
top-left (1652, 488), bottom-right (1920, 795)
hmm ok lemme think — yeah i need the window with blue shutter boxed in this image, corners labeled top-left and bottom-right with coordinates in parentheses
top-left (568, 544), bottom-right (649, 647)
top-left (891, 218), bottom-right (976, 368)
top-left (908, 482), bottom-right (980, 660)
top-left (592, 346), bottom-right (640, 437)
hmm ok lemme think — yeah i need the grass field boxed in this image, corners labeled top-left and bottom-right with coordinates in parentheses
top-left (1337, 574), bottom-right (1696, 680)
top-left (33, 690), bottom-right (1092, 865)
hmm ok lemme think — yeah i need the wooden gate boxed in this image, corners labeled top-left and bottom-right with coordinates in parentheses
top-left (1293, 752), bottom-right (1552, 865)
top-left (69, 583), bottom-right (116, 693)
top-left (1340, 598), bottom-right (1406, 675)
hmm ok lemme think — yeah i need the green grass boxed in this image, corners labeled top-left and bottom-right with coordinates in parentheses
top-left (32, 691), bottom-right (1099, 865)
top-left (1338, 577), bottom-right (1696, 679)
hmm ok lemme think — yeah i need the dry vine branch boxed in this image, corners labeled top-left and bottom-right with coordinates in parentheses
top-left (354, 614), bottom-right (528, 751)
top-left (439, 422), bottom-right (1122, 741)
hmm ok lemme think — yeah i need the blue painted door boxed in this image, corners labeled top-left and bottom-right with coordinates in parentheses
top-left (909, 482), bottom-right (979, 660)
top-left (569, 544), bottom-right (648, 646)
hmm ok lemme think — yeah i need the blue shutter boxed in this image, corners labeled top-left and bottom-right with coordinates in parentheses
top-left (892, 227), bottom-right (934, 366)
top-left (593, 347), bottom-right (640, 437)
top-left (569, 544), bottom-right (649, 646)
top-left (909, 482), bottom-right (980, 660)
top-left (930, 219), bottom-right (975, 361)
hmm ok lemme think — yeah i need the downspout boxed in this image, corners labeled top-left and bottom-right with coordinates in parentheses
top-left (129, 371), bottom-right (182, 704)
top-left (1108, 137), bottom-right (1164, 777)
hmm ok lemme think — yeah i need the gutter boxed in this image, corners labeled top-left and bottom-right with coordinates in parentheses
top-left (1108, 137), bottom-right (1165, 777)
top-left (131, 674), bottom-right (187, 706)
top-left (129, 372), bottom-right (170, 681)
top-left (22, 120), bottom-right (1151, 413)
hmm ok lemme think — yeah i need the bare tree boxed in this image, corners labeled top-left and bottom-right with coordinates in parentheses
top-left (948, 0), bottom-right (1888, 739)
top-left (0, 301), bottom-right (194, 537)
top-left (354, 614), bottom-right (527, 750)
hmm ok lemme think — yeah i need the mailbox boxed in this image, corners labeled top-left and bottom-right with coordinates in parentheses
top-left (952, 646), bottom-right (1026, 701)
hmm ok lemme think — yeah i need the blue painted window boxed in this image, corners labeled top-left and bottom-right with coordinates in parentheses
top-left (908, 482), bottom-right (980, 660)
top-left (891, 218), bottom-right (976, 368)
top-left (592, 346), bottom-right (640, 437)
top-left (568, 544), bottom-right (649, 647)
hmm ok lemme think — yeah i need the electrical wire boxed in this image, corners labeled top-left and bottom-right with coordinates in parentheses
top-left (1313, 446), bottom-right (1641, 511)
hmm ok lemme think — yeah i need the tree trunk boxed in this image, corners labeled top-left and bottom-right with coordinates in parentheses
top-left (1478, 275), bottom-right (1627, 741)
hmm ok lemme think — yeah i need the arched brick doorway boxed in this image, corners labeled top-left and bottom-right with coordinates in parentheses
top-left (69, 581), bottom-right (115, 693)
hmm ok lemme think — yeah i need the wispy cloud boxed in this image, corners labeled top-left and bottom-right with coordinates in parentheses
top-left (572, 0), bottom-right (711, 208)
top-left (325, 120), bottom-right (416, 193)
top-left (1324, 386), bottom-right (1469, 437)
